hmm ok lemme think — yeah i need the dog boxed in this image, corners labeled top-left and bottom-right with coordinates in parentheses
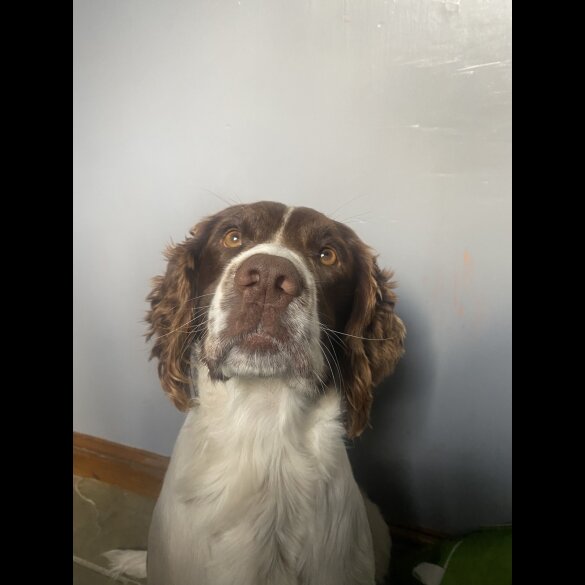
top-left (106, 201), bottom-right (406, 585)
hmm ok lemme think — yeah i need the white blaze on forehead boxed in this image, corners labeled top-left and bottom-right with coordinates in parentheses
top-left (225, 242), bottom-right (313, 289)
top-left (273, 206), bottom-right (295, 244)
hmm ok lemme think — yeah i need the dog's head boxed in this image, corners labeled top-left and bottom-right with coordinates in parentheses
top-left (146, 202), bottom-right (405, 437)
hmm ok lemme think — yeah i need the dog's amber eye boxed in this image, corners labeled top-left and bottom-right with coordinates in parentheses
top-left (223, 229), bottom-right (242, 248)
top-left (319, 247), bottom-right (338, 266)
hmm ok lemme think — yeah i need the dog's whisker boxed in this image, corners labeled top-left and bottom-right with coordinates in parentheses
top-left (319, 336), bottom-right (345, 394)
top-left (156, 295), bottom-right (216, 314)
top-left (325, 335), bottom-right (344, 387)
top-left (327, 193), bottom-right (368, 221)
top-left (318, 324), bottom-right (348, 349)
top-left (317, 337), bottom-right (339, 392)
top-left (311, 368), bottom-right (327, 393)
top-left (321, 325), bottom-right (399, 342)
top-left (152, 312), bottom-right (210, 340)
top-left (336, 209), bottom-right (374, 224)
top-left (201, 187), bottom-right (241, 208)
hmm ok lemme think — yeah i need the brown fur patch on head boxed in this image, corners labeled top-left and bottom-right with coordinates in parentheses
top-left (341, 241), bottom-right (406, 438)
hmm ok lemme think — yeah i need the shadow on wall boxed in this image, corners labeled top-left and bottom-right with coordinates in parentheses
top-left (348, 295), bottom-right (436, 532)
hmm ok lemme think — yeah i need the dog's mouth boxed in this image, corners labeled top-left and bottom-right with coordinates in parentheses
top-left (202, 327), bottom-right (314, 381)
top-left (218, 327), bottom-right (286, 363)
top-left (238, 331), bottom-right (280, 352)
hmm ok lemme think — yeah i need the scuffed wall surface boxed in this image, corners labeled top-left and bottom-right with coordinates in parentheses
top-left (74, 0), bottom-right (511, 533)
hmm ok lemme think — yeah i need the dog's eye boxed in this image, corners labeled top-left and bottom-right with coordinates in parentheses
top-left (319, 247), bottom-right (338, 266)
top-left (223, 229), bottom-right (242, 248)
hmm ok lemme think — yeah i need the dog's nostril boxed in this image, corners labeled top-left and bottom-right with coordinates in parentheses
top-left (275, 274), bottom-right (300, 297)
top-left (248, 270), bottom-right (260, 285)
top-left (236, 269), bottom-right (261, 287)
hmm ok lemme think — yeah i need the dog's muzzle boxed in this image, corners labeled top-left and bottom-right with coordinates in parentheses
top-left (231, 253), bottom-right (304, 346)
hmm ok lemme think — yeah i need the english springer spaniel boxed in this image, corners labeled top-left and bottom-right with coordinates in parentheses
top-left (106, 201), bottom-right (406, 585)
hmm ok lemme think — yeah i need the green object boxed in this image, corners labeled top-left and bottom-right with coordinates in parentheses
top-left (413, 526), bottom-right (512, 585)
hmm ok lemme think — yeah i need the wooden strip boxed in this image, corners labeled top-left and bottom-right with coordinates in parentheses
top-left (389, 524), bottom-right (446, 546)
top-left (73, 432), bottom-right (169, 499)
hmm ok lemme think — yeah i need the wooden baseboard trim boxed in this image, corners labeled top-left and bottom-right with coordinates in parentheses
top-left (389, 525), bottom-right (446, 546)
top-left (73, 432), bottom-right (169, 499)
top-left (73, 432), bottom-right (445, 544)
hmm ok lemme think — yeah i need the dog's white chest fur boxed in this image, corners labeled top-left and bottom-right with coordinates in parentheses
top-left (147, 375), bottom-right (376, 585)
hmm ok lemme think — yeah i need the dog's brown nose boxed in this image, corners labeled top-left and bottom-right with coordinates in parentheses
top-left (235, 253), bottom-right (302, 305)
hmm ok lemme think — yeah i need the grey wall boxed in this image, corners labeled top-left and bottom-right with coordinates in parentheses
top-left (74, 0), bottom-right (511, 534)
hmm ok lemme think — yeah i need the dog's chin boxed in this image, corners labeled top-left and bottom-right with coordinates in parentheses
top-left (203, 333), bottom-right (318, 383)
top-left (219, 345), bottom-right (294, 379)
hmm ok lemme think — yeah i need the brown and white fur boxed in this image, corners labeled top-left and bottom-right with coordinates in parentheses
top-left (106, 202), bottom-right (405, 585)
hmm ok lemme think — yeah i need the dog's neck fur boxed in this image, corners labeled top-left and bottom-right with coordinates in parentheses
top-left (148, 369), bottom-right (376, 585)
top-left (175, 368), bottom-right (349, 505)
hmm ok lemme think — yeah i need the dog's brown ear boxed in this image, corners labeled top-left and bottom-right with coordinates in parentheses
top-left (146, 219), bottom-right (214, 410)
top-left (342, 244), bottom-right (406, 438)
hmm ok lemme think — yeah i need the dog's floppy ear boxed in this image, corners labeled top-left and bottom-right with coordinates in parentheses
top-left (342, 244), bottom-right (406, 438)
top-left (146, 218), bottom-right (214, 410)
